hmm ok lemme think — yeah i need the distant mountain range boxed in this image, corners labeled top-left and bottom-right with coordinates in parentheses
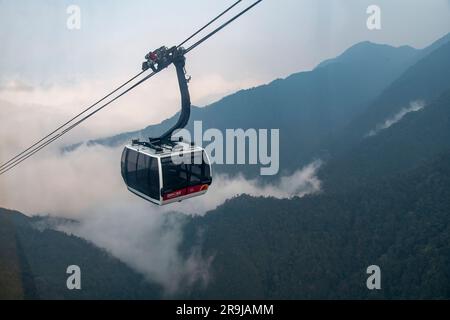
top-left (322, 38), bottom-right (450, 192)
top-left (333, 36), bottom-right (450, 153)
top-left (2, 32), bottom-right (450, 299)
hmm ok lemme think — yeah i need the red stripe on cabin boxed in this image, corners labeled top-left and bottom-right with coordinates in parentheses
top-left (163, 184), bottom-right (209, 201)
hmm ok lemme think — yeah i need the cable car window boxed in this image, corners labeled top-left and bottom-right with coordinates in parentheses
top-left (190, 164), bottom-right (201, 185)
top-left (136, 153), bottom-right (151, 195)
top-left (148, 157), bottom-right (160, 200)
top-left (126, 149), bottom-right (138, 189)
top-left (161, 157), bottom-right (188, 192)
top-left (188, 151), bottom-right (211, 186)
top-left (121, 148), bottom-right (127, 182)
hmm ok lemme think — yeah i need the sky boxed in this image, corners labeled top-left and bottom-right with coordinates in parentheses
top-left (1, 0), bottom-right (450, 140)
top-left (1, 0), bottom-right (450, 294)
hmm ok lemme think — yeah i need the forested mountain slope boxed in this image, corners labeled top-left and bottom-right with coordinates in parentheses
top-left (0, 208), bottom-right (162, 299)
top-left (181, 151), bottom-right (450, 299)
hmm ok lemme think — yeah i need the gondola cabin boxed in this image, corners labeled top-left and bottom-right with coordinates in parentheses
top-left (121, 141), bottom-right (212, 205)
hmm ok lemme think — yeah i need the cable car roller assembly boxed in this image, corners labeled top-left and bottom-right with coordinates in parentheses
top-left (0, 0), bottom-right (263, 205)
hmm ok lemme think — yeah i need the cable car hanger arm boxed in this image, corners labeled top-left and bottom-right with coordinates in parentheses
top-left (158, 51), bottom-right (191, 143)
top-left (140, 47), bottom-right (191, 145)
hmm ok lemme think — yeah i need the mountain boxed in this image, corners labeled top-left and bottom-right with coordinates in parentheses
top-left (0, 211), bottom-right (24, 299)
top-left (133, 33), bottom-right (450, 298)
top-left (82, 40), bottom-right (421, 178)
top-left (0, 208), bottom-right (162, 299)
top-left (322, 87), bottom-right (450, 192)
top-left (316, 41), bottom-right (417, 71)
top-left (333, 35), bottom-right (450, 152)
top-left (179, 150), bottom-right (450, 299)
top-left (318, 35), bottom-right (450, 192)
top-left (417, 31), bottom-right (450, 59)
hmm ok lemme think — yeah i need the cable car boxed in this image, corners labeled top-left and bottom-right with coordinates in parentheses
top-left (121, 141), bottom-right (212, 205)
top-left (121, 46), bottom-right (213, 205)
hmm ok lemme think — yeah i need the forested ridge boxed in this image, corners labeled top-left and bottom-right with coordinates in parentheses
top-left (180, 151), bottom-right (450, 299)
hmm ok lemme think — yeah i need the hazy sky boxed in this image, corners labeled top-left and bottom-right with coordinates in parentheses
top-left (1, 0), bottom-right (450, 86)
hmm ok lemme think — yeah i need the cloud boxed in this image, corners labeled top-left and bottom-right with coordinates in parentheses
top-left (56, 203), bottom-right (212, 295)
top-left (0, 80), bottom-right (34, 92)
top-left (366, 100), bottom-right (426, 137)
top-left (0, 75), bottom-right (182, 145)
top-left (53, 158), bottom-right (321, 294)
top-left (172, 160), bottom-right (323, 215)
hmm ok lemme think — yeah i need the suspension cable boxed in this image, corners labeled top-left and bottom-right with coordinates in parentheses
top-left (0, 70), bottom-right (145, 171)
top-left (0, 71), bottom-right (156, 175)
top-left (177, 0), bottom-right (242, 47)
top-left (185, 0), bottom-right (263, 54)
top-left (0, 0), bottom-right (264, 176)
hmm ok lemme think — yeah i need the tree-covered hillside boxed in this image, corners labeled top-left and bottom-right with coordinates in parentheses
top-left (0, 208), bottom-right (162, 299)
top-left (334, 37), bottom-right (450, 153)
top-left (322, 88), bottom-right (450, 192)
top-left (181, 151), bottom-right (450, 299)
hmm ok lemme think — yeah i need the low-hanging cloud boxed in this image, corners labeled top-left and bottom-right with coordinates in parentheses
top-left (173, 160), bottom-right (323, 215)
top-left (58, 158), bottom-right (322, 294)
top-left (56, 202), bottom-right (213, 295)
top-left (0, 79), bottom-right (34, 92)
top-left (366, 100), bottom-right (426, 137)
top-left (57, 159), bottom-right (322, 295)
top-left (0, 75), bottom-right (183, 145)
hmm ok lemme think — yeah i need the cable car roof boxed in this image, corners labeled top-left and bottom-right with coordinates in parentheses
top-left (125, 141), bottom-right (205, 158)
